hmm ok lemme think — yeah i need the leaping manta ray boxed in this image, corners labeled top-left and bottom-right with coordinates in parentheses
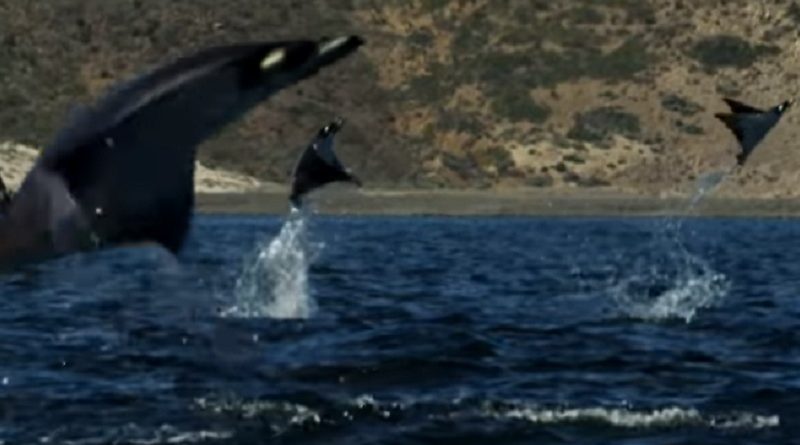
top-left (714, 97), bottom-right (793, 166)
top-left (289, 117), bottom-right (361, 209)
top-left (0, 35), bottom-right (364, 271)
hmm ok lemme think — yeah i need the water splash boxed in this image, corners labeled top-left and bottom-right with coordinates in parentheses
top-left (223, 208), bottom-right (323, 319)
top-left (610, 170), bottom-right (731, 322)
top-left (686, 169), bottom-right (727, 213)
top-left (609, 248), bottom-right (729, 323)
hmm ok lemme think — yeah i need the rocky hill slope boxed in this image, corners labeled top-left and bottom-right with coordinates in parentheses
top-left (1, 0), bottom-right (799, 197)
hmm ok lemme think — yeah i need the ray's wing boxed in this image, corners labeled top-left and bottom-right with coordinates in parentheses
top-left (714, 111), bottom-right (780, 165)
top-left (722, 98), bottom-right (764, 114)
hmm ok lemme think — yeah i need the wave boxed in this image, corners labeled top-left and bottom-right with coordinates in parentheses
top-left (195, 395), bottom-right (779, 433)
top-left (36, 424), bottom-right (233, 445)
top-left (463, 402), bottom-right (778, 430)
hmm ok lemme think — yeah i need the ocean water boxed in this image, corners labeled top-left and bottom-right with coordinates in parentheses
top-left (0, 214), bottom-right (798, 444)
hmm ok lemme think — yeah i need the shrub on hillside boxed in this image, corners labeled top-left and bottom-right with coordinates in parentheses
top-left (688, 35), bottom-right (779, 71)
top-left (490, 87), bottom-right (551, 123)
top-left (567, 106), bottom-right (641, 144)
top-left (661, 93), bottom-right (704, 116)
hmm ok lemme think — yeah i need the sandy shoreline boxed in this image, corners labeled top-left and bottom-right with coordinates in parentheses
top-left (5, 141), bottom-right (800, 218)
top-left (196, 188), bottom-right (800, 218)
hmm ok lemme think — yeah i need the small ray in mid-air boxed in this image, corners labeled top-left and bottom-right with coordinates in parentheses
top-left (289, 117), bottom-right (362, 209)
top-left (714, 97), bottom-right (793, 166)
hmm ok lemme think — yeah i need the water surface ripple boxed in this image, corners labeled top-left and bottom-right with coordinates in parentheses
top-left (0, 216), bottom-right (797, 444)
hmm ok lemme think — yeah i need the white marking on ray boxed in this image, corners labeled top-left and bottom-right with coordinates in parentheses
top-left (319, 36), bottom-right (349, 55)
top-left (260, 49), bottom-right (286, 71)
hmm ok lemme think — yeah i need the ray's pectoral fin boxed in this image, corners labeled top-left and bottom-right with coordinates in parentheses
top-left (722, 98), bottom-right (764, 114)
top-left (714, 112), bottom-right (749, 164)
top-left (0, 174), bottom-right (12, 215)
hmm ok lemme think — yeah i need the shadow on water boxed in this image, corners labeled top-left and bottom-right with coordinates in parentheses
top-left (608, 170), bottom-right (731, 323)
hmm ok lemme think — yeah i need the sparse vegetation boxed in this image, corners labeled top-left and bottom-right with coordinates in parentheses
top-left (419, 0), bottom-right (450, 11)
top-left (661, 94), bottom-right (704, 116)
top-left (439, 111), bottom-right (485, 134)
top-left (441, 152), bottom-right (481, 180)
top-left (0, 0), bottom-right (795, 192)
top-left (408, 29), bottom-right (434, 48)
top-left (788, 2), bottom-right (800, 25)
top-left (688, 35), bottom-right (779, 71)
top-left (467, 147), bottom-right (514, 175)
top-left (562, 6), bottom-right (605, 25)
top-left (407, 65), bottom-right (453, 102)
top-left (563, 171), bottom-right (581, 183)
top-left (482, 147), bottom-right (515, 174)
top-left (457, 22), bottom-right (652, 95)
top-left (594, 38), bottom-right (652, 82)
top-left (563, 153), bottom-right (585, 164)
top-left (715, 79), bottom-right (740, 97)
top-left (490, 87), bottom-right (551, 123)
top-left (567, 106), bottom-right (641, 143)
top-left (575, 175), bottom-right (611, 187)
top-left (675, 120), bottom-right (704, 135)
top-left (526, 174), bottom-right (554, 187)
top-left (608, 0), bottom-right (657, 25)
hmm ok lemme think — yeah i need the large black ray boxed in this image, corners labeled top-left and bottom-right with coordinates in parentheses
top-left (0, 36), bottom-right (364, 270)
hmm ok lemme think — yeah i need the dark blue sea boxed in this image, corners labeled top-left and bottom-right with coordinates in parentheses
top-left (1, 214), bottom-right (798, 444)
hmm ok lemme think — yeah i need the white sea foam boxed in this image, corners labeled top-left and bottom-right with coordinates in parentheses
top-left (196, 395), bottom-right (780, 433)
top-left (39, 424), bottom-right (233, 445)
top-left (194, 397), bottom-right (322, 435)
top-left (471, 404), bottom-right (779, 430)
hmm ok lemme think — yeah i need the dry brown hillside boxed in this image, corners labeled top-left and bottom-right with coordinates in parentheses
top-left (1, 0), bottom-right (799, 197)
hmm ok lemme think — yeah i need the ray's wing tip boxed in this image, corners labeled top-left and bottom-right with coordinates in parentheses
top-left (713, 112), bottom-right (733, 126)
top-left (317, 35), bottom-right (365, 59)
top-left (321, 35), bottom-right (365, 48)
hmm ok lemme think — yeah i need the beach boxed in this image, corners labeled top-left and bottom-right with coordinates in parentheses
top-left (196, 187), bottom-right (800, 217)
